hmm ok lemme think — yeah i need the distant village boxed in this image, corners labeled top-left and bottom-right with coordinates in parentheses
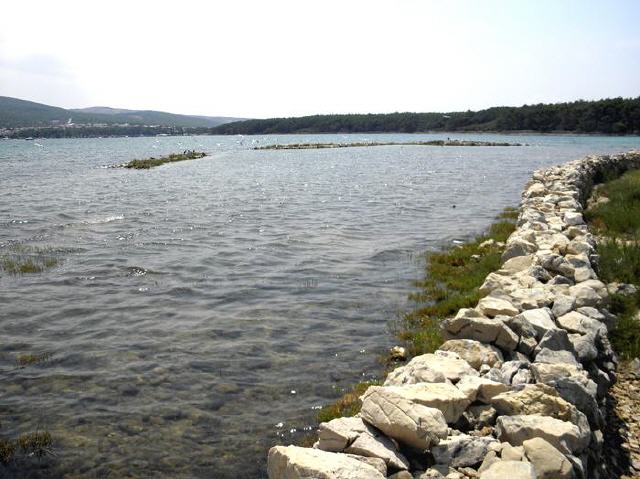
top-left (0, 118), bottom-right (207, 139)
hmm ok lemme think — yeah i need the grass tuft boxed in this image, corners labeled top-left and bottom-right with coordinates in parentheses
top-left (0, 431), bottom-right (53, 464)
top-left (586, 169), bottom-right (640, 237)
top-left (316, 381), bottom-right (380, 424)
top-left (586, 168), bottom-right (640, 359)
top-left (0, 245), bottom-right (61, 275)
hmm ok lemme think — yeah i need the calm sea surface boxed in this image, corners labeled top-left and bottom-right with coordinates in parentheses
top-left (1, 133), bottom-right (639, 478)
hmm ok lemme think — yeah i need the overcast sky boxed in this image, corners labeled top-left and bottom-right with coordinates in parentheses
top-left (1, 0), bottom-right (639, 118)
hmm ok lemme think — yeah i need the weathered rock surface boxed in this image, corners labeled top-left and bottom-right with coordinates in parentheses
top-left (477, 297), bottom-right (520, 317)
top-left (267, 445), bottom-right (386, 479)
top-left (442, 309), bottom-right (518, 351)
top-left (431, 435), bottom-right (498, 468)
top-left (359, 386), bottom-right (448, 449)
top-left (522, 437), bottom-right (574, 479)
top-left (380, 383), bottom-right (471, 424)
top-left (455, 376), bottom-right (510, 403)
top-left (383, 352), bottom-right (477, 386)
top-left (490, 384), bottom-right (578, 423)
top-left (478, 460), bottom-right (536, 479)
top-left (438, 339), bottom-right (504, 370)
top-left (317, 417), bottom-right (409, 470)
top-left (496, 414), bottom-right (590, 454)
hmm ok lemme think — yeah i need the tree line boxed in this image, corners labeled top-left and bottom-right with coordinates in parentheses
top-left (5, 97), bottom-right (639, 139)
top-left (5, 125), bottom-right (212, 139)
top-left (211, 97), bottom-right (640, 135)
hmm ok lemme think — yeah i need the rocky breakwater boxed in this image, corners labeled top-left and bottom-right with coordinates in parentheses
top-left (267, 151), bottom-right (640, 479)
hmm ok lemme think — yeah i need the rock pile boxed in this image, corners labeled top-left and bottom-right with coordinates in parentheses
top-left (267, 151), bottom-right (640, 479)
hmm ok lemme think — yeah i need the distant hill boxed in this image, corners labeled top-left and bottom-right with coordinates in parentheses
top-left (212, 97), bottom-right (640, 135)
top-left (0, 96), bottom-right (246, 129)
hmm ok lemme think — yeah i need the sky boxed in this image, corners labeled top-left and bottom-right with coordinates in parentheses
top-left (1, 0), bottom-right (639, 118)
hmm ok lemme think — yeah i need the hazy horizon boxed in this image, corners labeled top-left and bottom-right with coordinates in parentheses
top-left (2, 0), bottom-right (639, 118)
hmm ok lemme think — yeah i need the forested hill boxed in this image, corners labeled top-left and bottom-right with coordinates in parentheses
top-left (0, 96), bottom-right (245, 128)
top-left (212, 97), bottom-right (640, 135)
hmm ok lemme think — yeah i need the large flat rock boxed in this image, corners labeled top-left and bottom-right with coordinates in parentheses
top-left (359, 386), bottom-right (448, 449)
top-left (267, 445), bottom-right (386, 479)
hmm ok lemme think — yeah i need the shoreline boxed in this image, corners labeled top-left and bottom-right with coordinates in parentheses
top-left (268, 150), bottom-right (640, 479)
top-left (3, 130), bottom-right (640, 141)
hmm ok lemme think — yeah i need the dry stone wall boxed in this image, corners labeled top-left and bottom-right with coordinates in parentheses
top-left (267, 151), bottom-right (640, 479)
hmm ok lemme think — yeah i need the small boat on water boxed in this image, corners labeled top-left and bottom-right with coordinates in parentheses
top-left (24, 137), bottom-right (34, 141)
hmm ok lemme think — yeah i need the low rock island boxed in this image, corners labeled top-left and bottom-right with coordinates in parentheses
top-left (120, 150), bottom-right (207, 169)
top-left (254, 140), bottom-right (523, 150)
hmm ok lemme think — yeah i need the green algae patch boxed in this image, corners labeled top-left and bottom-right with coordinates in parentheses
top-left (254, 140), bottom-right (523, 150)
top-left (16, 352), bottom-right (52, 368)
top-left (123, 150), bottom-right (207, 169)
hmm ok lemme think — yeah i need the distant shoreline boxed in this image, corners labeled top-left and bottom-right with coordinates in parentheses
top-left (3, 130), bottom-right (639, 141)
top-left (254, 140), bottom-right (524, 150)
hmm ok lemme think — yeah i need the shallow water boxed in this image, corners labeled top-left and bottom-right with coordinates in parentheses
top-left (1, 133), bottom-right (639, 478)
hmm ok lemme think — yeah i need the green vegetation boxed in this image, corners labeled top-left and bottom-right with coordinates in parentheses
top-left (1, 353), bottom-right (55, 465)
top-left (213, 97), bottom-right (640, 135)
top-left (585, 169), bottom-right (640, 358)
top-left (0, 95), bottom-right (242, 129)
top-left (316, 381), bottom-right (381, 423)
top-left (255, 140), bottom-right (522, 150)
top-left (0, 245), bottom-right (61, 275)
top-left (393, 207), bottom-right (518, 358)
top-left (122, 150), bottom-right (207, 169)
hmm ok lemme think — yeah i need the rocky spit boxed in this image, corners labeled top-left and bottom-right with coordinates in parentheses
top-left (267, 151), bottom-right (640, 479)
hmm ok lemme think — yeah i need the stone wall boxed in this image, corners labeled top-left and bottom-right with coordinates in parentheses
top-left (267, 151), bottom-right (640, 479)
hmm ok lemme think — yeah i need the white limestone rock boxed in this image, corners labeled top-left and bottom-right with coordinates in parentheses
top-left (514, 308), bottom-right (558, 338)
top-left (380, 383), bottom-right (471, 424)
top-left (455, 375), bottom-right (510, 404)
top-left (317, 417), bottom-right (409, 470)
top-left (443, 310), bottom-right (518, 351)
top-left (502, 238), bottom-right (538, 262)
top-left (359, 386), bottom-right (448, 449)
top-left (490, 384), bottom-right (579, 423)
top-left (383, 352), bottom-right (478, 386)
top-left (496, 414), bottom-right (590, 454)
top-left (479, 460), bottom-right (536, 479)
top-left (477, 297), bottom-right (519, 317)
top-left (438, 339), bottom-right (504, 370)
top-left (523, 437), bottom-right (574, 479)
top-left (267, 445), bottom-right (386, 479)
top-left (564, 212), bottom-right (584, 226)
